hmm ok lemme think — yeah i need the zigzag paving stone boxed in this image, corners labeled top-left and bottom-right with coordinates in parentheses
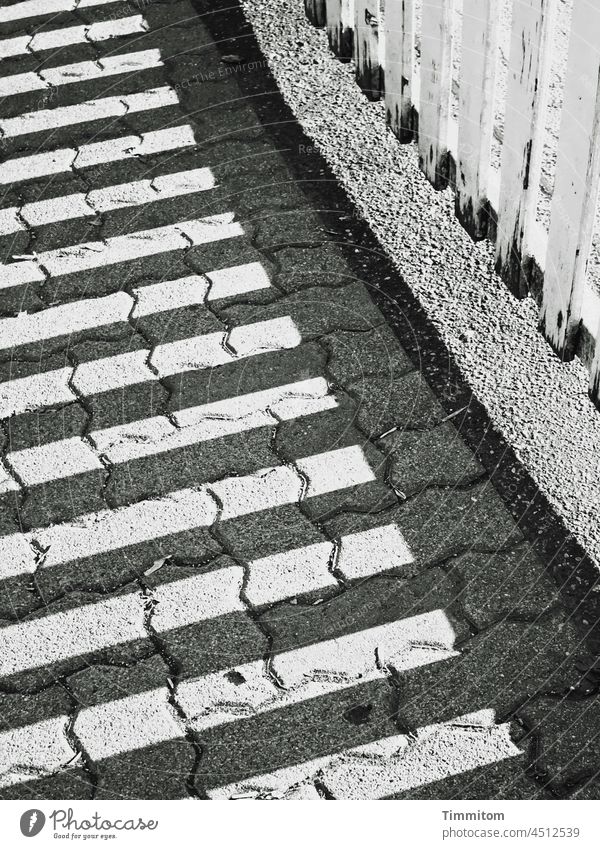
top-left (0, 0), bottom-right (595, 801)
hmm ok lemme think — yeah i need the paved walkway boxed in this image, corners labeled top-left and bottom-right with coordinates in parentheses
top-left (0, 0), bottom-right (598, 801)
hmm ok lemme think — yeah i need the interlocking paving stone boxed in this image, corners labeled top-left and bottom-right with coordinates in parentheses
top-left (146, 558), bottom-right (268, 680)
top-left (519, 696), bottom-right (600, 791)
top-left (0, 685), bottom-right (85, 798)
top-left (395, 612), bottom-right (582, 731)
top-left (447, 545), bottom-right (562, 629)
top-left (325, 483), bottom-right (525, 578)
top-left (70, 656), bottom-right (194, 799)
top-left (322, 325), bottom-right (415, 385)
top-left (319, 716), bottom-right (548, 800)
top-left (350, 371), bottom-right (447, 438)
top-left (380, 422), bottom-right (485, 496)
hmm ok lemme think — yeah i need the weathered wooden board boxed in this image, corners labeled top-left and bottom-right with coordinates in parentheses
top-left (305, 0), bottom-right (327, 26)
top-left (495, 0), bottom-right (556, 297)
top-left (455, 0), bottom-right (499, 239)
top-left (326, 0), bottom-right (355, 57)
top-left (383, 0), bottom-right (416, 143)
top-left (418, 0), bottom-right (455, 189)
top-left (539, 0), bottom-right (600, 369)
top-left (353, 0), bottom-right (383, 99)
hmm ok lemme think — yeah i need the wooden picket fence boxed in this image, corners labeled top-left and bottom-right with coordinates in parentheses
top-left (304, 0), bottom-right (600, 406)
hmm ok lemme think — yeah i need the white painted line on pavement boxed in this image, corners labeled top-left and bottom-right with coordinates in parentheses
top-left (5, 376), bottom-right (336, 484)
top-left (0, 446), bottom-right (373, 578)
top-left (206, 261), bottom-right (271, 301)
top-left (336, 524), bottom-right (415, 579)
top-left (8, 435), bottom-right (104, 485)
top-left (91, 378), bottom-right (337, 461)
top-left (0, 85), bottom-right (178, 138)
top-left (208, 714), bottom-right (520, 800)
top-left (0, 592), bottom-right (147, 677)
top-left (0, 291), bottom-right (133, 351)
top-left (35, 488), bottom-right (218, 569)
top-left (0, 367), bottom-right (74, 419)
top-left (0, 0), bottom-right (120, 23)
top-left (0, 49), bottom-right (163, 98)
top-left (0, 716), bottom-right (75, 791)
top-left (0, 167), bottom-right (216, 235)
top-left (0, 214), bottom-right (243, 290)
top-left (39, 213), bottom-right (243, 278)
top-left (72, 349), bottom-right (154, 397)
top-left (75, 610), bottom-right (458, 763)
top-left (152, 316), bottom-right (301, 376)
top-left (0, 15), bottom-right (147, 61)
top-left (0, 126), bottom-right (196, 186)
top-left (132, 275), bottom-right (210, 316)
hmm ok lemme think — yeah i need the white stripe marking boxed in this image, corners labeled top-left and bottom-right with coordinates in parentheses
top-left (0, 446), bottom-right (373, 577)
top-left (0, 520), bottom-right (417, 675)
top-left (0, 16), bottom-right (147, 61)
top-left (76, 610), bottom-right (457, 763)
top-left (91, 378), bottom-right (337, 461)
top-left (8, 436), bottom-right (103, 486)
top-left (0, 215), bottom-right (243, 290)
top-left (0, 367), bottom-right (74, 419)
top-left (0, 126), bottom-right (196, 186)
top-left (0, 717), bottom-right (74, 790)
top-left (0, 49), bottom-right (163, 98)
top-left (0, 167), bottom-right (216, 235)
top-left (132, 276), bottom-right (209, 316)
top-left (206, 261), bottom-right (271, 300)
top-left (0, 85), bottom-right (177, 139)
top-left (0, 292), bottom-right (132, 351)
top-left (36, 489), bottom-right (218, 569)
top-left (5, 377), bottom-right (335, 484)
top-left (39, 214), bottom-right (243, 278)
top-left (72, 350), bottom-right (154, 397)
top-left (0, 0), bottom-right (120, 24)
top-left (152, 316), bottom-right (300, 376)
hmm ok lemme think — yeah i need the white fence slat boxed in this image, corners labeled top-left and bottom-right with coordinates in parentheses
top-left (418, 0), bottom-right (455, 189)
top-left (326, 0), bottom-right (354, 57)
top-left (539, 0), bottom-right (600, 365)
top-left (353, 0), bottom-right (383, 99)
top-left (305, 0), bottom-right (326, 26)
top-left (455, 0), bottom-right (499, 239)
top-left (495, 0), bottom-right (556, 297)
top-left (383, 0), bottom-right (416, 142)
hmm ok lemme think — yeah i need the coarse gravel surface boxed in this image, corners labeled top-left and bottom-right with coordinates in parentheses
top-left (241, 0), bottom-right (600, 569)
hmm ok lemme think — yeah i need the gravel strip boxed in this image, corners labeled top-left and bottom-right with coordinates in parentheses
top-left (241, 0), bottom-right (600, 568)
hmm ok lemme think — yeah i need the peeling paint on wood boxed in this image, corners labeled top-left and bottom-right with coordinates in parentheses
top-left (495, 0), bottom-right (556, 298)
top-left (418, 0), bottom-right (455, 190)
top-left (383, 0), bottom-right (416, 143)
top-left (540, 1), bottom-right (600, 369)
top-left (353, 0), bottom-right (383, 100)
top-left (326, 0), bottom-right (354, 58)
top-left (455, 0), bottom-right (499, 240)
top-left (304, 0), bottom-right (327, 26)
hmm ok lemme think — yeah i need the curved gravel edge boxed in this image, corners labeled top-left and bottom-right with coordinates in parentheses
top-left (241, 0), bottom-right (600, 568)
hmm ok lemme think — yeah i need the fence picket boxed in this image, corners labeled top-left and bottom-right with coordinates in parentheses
top-left (326, 0), bottom-right (354, 57)
top-left (418, 0), bottom-right (455, 189)
top-left (305, 0), bottom-right (327, 26)
top-left (455, 0), bottom-right (499, 239)
top-left (353, 0), bottom-right (383, 99)
top-left (539, 0), bottom-right (600, 366)
top-left (383, 0), bottom-right (416, 143)
top-left (495, 0), bottom-right (556, 298)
